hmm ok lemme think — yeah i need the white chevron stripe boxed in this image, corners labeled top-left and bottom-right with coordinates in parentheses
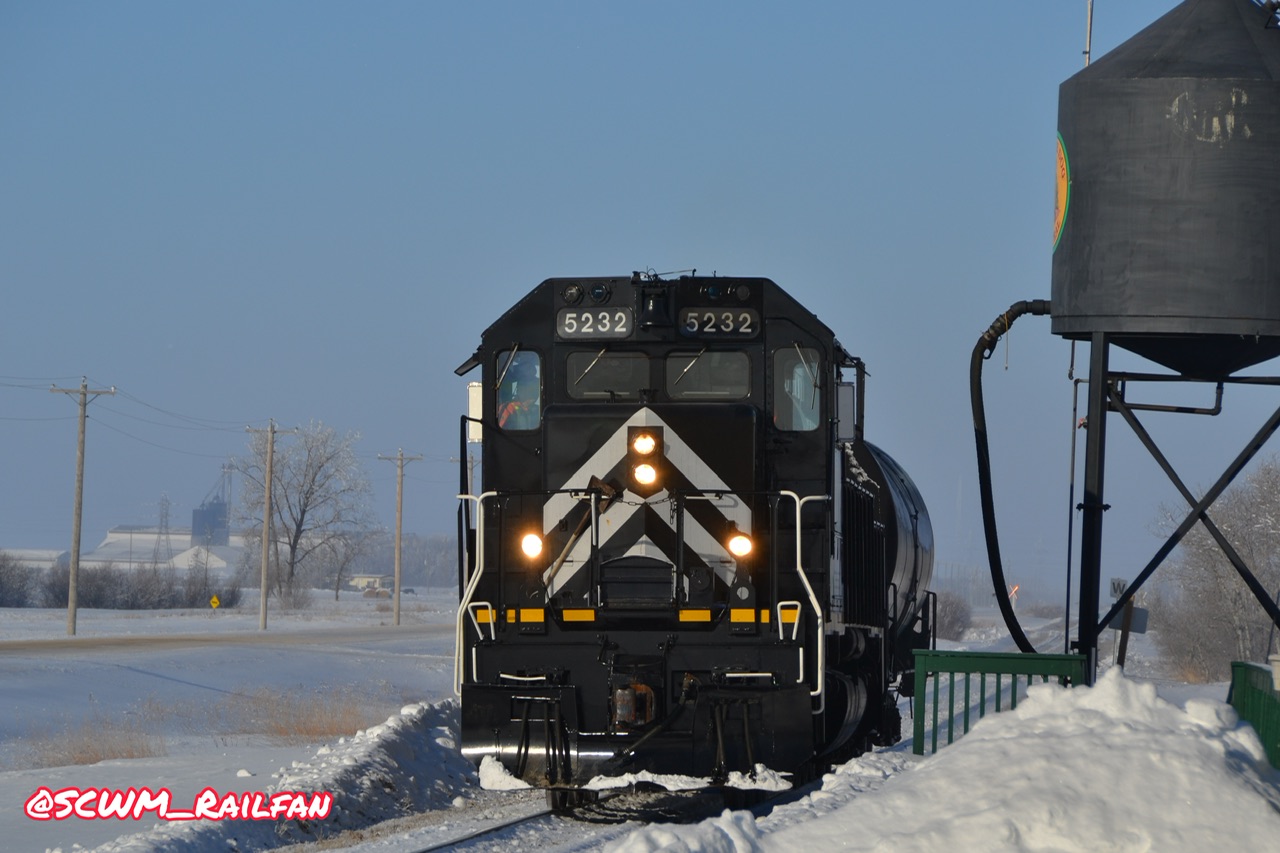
top-left (541, 408), bottom-right (751, 596)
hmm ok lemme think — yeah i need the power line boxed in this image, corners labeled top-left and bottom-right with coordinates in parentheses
top-left (7, 374), bottom-right (267, 437)
top-left (95, 401), bottom-right (248, 432)
top-left (0, 374), bottom-right (85, 387)
top-left (0, 414), bottom-right (75, 422)
top-left (91, 416), bottom-right (238, 459)
top-left (94, 382), bottom-right (266, 429)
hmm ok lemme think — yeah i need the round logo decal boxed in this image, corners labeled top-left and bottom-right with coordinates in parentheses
top-left (1054, 133), bottom-right (1070, 251)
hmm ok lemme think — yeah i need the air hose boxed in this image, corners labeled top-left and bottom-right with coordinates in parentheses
top-left (970, 299), bottom-right (1051, 654)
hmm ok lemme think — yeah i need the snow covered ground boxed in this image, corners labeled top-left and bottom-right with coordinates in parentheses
top-left (3, 596), bottom-right (1279, 852)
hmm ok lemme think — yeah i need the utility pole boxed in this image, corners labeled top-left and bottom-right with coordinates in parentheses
top-left (451, 451), bottom-right (479, 496)
top-left (51, 377), bottom-right (115, 636)
top-left (246, 420), bottom-right (296, 630)
top-left (379, 449), bottom-right (422, 626)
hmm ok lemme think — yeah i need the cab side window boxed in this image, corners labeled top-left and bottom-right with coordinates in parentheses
top-left (496, 351), bottom-right (541, 430)
top-left (773, 347), bottom-right (820, 431)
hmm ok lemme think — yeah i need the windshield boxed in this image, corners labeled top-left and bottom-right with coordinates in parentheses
top-left (566, 352), bottom-right (648, 400)
top-left (665, 351), bottom-right (750, 400)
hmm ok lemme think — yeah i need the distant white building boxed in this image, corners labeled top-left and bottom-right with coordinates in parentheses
top-left (349, 573), bottom-right (394, 591)
top-left (2, 549), bottom-right (66, 571)
top-left (5, 522), bottom-right (374, 587)
top-left (72, 526), bottom-right (250, 580)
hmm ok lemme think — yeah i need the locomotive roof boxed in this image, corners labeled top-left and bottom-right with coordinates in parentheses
top-left (455, 273), bottom-right (849, 375)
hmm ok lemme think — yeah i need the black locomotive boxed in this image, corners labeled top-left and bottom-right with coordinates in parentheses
top-left (453, 273), bottom-right (934, 807)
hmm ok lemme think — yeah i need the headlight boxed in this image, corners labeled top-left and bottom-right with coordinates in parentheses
top-left (727, 534), bottom-right (753, 558)
top-left (632, 432), bottom-right (658, 455)
top-left (626, 426), bottom-right (664, 497)
top-left (520, 533), bottom-right (544, 559)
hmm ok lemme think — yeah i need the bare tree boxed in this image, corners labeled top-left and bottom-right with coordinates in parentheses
top-left (349, 531), bottom-right (456, 591)
top-left (234, 421), bottom-right (375, 603)
top-left (1150, 456), bottom-right (1280, 681)
top-left (934, 591), bottom-right (973, 641)
top-left (421, 533), bottom-right (457, 593)
top-left (0, 551), bottom-right (37, 607)
top-left (320, 530), bottom-right (373, 600)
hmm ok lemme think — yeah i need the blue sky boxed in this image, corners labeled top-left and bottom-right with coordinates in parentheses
top-left (4, 1), bottom-right (1263, 606)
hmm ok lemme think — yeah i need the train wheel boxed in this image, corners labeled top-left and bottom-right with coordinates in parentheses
top-left (546, 787), bottom-right (597, 812)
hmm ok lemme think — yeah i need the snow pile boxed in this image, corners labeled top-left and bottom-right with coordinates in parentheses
top-left (609, 809), bottom-right (765, 852)
top-left (478, 755), bottom-right (531, 790)
top-left (580, 764), bottom-right (792, 794)
top-left (91, 699), bottom-right (477, 852)
top-left (608, 669), bottom-right (1280, 852)
top-left (724, 764), bottom-right (792, 792)
top-left (585, 770), bottom-right (711, 793)
top-left (480, 756), bottom-right (795, 795)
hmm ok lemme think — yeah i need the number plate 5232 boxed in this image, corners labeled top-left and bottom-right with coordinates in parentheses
top-left (556, 308), bottom-right (633, 338)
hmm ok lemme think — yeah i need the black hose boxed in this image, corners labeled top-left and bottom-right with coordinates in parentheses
top-left (608, 675), bottom-right (696, 764)
top-left (970, 300), bottom-right (1051, 655)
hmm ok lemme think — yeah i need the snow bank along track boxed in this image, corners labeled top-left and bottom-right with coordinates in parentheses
top-left (405, 784), bottom-right (809, 852)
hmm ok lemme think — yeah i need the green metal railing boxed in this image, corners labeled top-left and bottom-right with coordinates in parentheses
top-left (912, 649), bottom-right (1088, 755)
top-left (1229, 662), bottom-right (1280, 769)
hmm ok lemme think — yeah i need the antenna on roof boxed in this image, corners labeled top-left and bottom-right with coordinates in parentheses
top-left (1084, 0), bottom-right (1094, 67)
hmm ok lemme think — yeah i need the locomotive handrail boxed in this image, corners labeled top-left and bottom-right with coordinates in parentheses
top-left (466, 601), bottom-right (497, 641)
top-left (776, 600), bottom-right (803, 641)
top-left (455, 490), bottom-right (498, 696)
top-left (463, 602), bottom-right (497, 687)
top-left (779, 490), bottom-right (831, 712)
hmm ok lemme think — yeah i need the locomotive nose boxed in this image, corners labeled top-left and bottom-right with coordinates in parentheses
top-left (458, 274), bottom-right (933, 801)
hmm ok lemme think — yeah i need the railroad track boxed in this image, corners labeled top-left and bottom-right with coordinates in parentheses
top-left (400, 783), bottom-right (810, 852)
top-left (406, 805), bottom-right (559, 853)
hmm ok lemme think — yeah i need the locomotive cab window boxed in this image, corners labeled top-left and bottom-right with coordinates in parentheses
top-left (496, 350), bottom-right (542, 430)
top-left (567, 350), bottom-right (648, 400)
top-left (665, 351), bottom-right (750, 400)
top-left (774, 346), bottom-right (821, 431)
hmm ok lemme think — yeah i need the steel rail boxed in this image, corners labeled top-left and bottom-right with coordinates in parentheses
top-left (406, 806), bottom-right (558, 853)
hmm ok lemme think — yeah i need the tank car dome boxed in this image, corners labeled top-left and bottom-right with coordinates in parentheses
top-left (1050, 0), bottom-right (1280, 378)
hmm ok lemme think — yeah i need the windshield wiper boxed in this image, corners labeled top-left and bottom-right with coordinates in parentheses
top-left (495, 344), bottom-right (521, 389)
top-left (673, 347), bottom-right (707, 386)
top-left (574, 348), bottom-right (607, 386)
top-left (794, 343), bottom-right (819, 407)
